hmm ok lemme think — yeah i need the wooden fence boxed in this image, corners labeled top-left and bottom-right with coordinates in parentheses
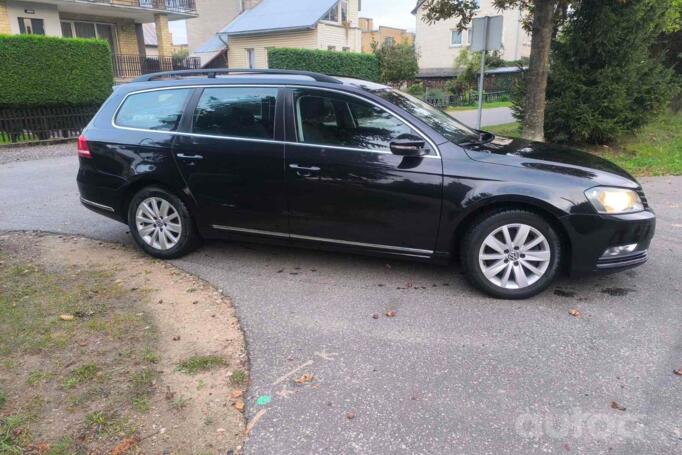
top-left (424, 91), bottom-right (510, 109)
top-left (0, 106), bottom-right (99, 145)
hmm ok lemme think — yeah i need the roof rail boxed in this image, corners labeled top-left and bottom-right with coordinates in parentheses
top-left (132, 68), bottom-right (342, 84)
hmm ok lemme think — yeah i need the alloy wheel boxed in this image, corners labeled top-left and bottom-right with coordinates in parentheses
top-left (478, 223), bottom-right (551, 290)
top-left (135, 197), bottom-right (182, 251)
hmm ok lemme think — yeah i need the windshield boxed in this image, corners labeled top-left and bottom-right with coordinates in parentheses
top-left (373, 89), bottom-right (481, 144)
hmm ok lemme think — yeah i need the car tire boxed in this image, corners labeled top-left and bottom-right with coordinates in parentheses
top-left (461, 209), bottom-right (562, 299)
top-left (127, 186), bottom-right (200, 259)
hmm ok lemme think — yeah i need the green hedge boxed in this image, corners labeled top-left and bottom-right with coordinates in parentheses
top-left (267, 48), bottom-right (379, 81)
top-left (0, 34), bottom-right (114, 108)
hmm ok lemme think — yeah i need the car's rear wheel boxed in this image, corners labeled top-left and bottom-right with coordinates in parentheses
top-left (128, 186), bottom-right (199, 259)
top-left (462, 209), bottom-right (562, 299)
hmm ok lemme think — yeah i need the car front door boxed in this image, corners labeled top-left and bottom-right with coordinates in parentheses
top-left (284, 87), bottom-right (443, 256)
top-left (173, 86), bottom-right (288, 235)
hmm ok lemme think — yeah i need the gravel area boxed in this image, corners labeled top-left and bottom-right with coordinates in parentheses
top-left (0, 141), bottom-right (75, 165)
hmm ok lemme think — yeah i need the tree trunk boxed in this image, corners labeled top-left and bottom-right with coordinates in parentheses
top-left (521, 0), bottom-right (556, 142)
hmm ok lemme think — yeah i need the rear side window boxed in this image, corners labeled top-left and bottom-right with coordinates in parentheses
top-left (193, 87), bottom-right (278, 140)
top-left (115, 89), bottom-right (191, 131)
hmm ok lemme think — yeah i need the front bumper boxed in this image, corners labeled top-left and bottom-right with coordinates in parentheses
top-left (561, 210), bottom-right (656, 275)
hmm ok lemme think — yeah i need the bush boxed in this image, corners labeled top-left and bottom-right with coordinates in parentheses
top-left (0, 34), bottom-right (113, 108)
top-left (544, 0), bottom-right (676, 144)
top-left (406, 82), bottom-right (425, 97)
top-left (374, 42), bottom-right (419, 85)
top-left (268, 48), bottom-right (379, 81)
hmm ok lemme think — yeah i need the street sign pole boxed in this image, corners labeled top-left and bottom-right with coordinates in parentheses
top-left (476, 16), bottom-right (489, 131)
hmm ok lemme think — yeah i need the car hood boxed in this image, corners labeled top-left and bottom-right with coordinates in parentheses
top-left (462, 136), bottom-right (639, 188)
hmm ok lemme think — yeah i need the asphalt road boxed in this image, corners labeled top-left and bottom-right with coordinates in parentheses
top-left (1, 153), bottom-right (681, 454)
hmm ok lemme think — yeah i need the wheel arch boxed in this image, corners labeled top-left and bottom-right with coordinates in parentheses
top-left (449, 198), bottom-right (572, 270)
top-left (119, 179), bottom-right (196, 224)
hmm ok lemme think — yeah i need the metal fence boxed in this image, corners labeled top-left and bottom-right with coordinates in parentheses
top-left (423, 91), bottom-right (510, 109)
top-left (113, 54), bottom-right (202, 79)
top-left (0, 106), bottom-right (99, 145)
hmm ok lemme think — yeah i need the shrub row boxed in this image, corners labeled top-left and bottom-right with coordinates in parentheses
top-left (267, 47), bottom-right (379, 81)
top-left (0, 34), bottom-right (114, 108)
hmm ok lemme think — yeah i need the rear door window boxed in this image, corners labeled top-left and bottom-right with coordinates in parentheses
top-left (115, 89), bottom-right (192, 131)
top-left (192, 87), bottom-right (278, 140)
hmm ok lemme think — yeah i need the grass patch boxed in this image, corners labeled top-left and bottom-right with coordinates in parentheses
top-left (0, 249), bottom-right (157, 452)
top-left (63, 363), bottom-right (99, 389)
top-left (448, 100), bottom-right (513, 111)
top-left (230, 370), bottom-right (247, 386)
top-left (484, 112), bottom-right (682, 176)
top-left (176, 356), bottom-right (226, 375)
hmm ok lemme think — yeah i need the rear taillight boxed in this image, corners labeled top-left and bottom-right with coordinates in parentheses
top-left (78, 135), bottom-right (92, 159)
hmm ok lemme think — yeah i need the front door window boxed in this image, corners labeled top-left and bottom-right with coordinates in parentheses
top-left (61, 21), bottom-right (116, 52)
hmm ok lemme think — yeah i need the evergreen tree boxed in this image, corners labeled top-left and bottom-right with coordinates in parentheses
top-left (545, 0), bottom-right (676, 143)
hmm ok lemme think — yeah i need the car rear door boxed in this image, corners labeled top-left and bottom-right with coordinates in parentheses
top-left (173, 85), bottom-right (288, 235)
top-left (283, 87), bottom-right (443, 256)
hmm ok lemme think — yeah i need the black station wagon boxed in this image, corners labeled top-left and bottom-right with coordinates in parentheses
top-left (77, 69), bottom-right (655, 299)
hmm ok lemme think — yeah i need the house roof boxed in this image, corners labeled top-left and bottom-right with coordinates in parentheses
top-left (411, 0), bottom-right (426, 15)
top-left (225, 0), bottom-right (339, 36)
top-left (195, 0), bottom-right (338, 55)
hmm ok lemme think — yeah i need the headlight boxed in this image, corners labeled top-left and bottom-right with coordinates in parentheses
top-left (585, 187), bottom-right (644, 214)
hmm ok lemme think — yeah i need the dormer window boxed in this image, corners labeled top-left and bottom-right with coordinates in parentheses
top-left (323, 2), bottom-right (339, 22)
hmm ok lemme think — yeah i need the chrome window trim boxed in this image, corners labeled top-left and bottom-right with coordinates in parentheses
top-left (211, 225), bottom-right (434, 255)
top-left (111, 84), bottom-right (441, 159)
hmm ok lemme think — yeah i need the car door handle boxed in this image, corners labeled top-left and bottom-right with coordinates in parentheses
top-left (176, 153), bottom-right (204, 160)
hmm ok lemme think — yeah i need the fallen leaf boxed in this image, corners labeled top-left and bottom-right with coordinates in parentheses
top-left (233, 399), bottom-right (245, 412)
top-left (346, 412), bottom-right (355, 420)
top-left (230, 390), bottom-right (244, 399)
top-left (611, 401), bottom-right (626, 411)
top-left (568, 309), bottom-right (581, 318)
top-left (111, 437), bottom-right (140, 455)
top-left (295, 373), bottom-right (314, 384)
top-left (674, 368), bottom-right (682, 376)
top-left (385, 310), bottom-right (397, 318)
top-left (372, 314), bottom-right (379, 320)
top-left (164, 386), bottom-right (175, 401)
top-left (59, 314), bottom-right (75, 321)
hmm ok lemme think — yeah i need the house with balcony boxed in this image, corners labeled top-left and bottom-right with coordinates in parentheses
top-left (412, 0), bottom-right (530, 82)
top-left (192, 0), bottom-right (362, 69)
top-left (0, 0), bottom-right (200, 80)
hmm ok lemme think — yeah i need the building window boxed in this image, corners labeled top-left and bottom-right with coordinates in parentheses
top-left (383, 36), bottom-right (395, 47)
top-left (322, 3), bottom-right (339, 22)
top-left (451, 30), bottom-right (463, 47)
top-left (342, 47), bottom-right (350, 52)
top-left (328, 46), bottom-right (336, 52)
top-left (246, 48), bottom-right (256, 69)
top-left (18, 18), bottom-right (45, 35)
top-left (61, 21), bottom-right (116, 52)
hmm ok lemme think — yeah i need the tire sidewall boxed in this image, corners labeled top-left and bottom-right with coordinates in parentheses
top-left (463, 211), bottom-right (562, 299)
top-left (128, 187), bottom-right (196, 259)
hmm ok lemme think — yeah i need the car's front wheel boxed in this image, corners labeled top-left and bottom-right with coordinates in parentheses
top-left (128, 186), bottom-right (199, 259)
top-left (462, 209), bottom-right (562, 299)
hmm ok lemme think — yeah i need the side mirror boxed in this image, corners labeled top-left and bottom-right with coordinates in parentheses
top-left (389, 139), bottom-right (427, 157)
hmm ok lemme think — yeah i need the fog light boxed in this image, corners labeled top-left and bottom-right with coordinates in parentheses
top-left (602, 244), bottom-right (638, 257)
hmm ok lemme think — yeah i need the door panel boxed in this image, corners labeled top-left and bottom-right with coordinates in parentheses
top-left (173, 87), bottom-right (287, 233)
top-left (285, 88), bottom-right (443, 253)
